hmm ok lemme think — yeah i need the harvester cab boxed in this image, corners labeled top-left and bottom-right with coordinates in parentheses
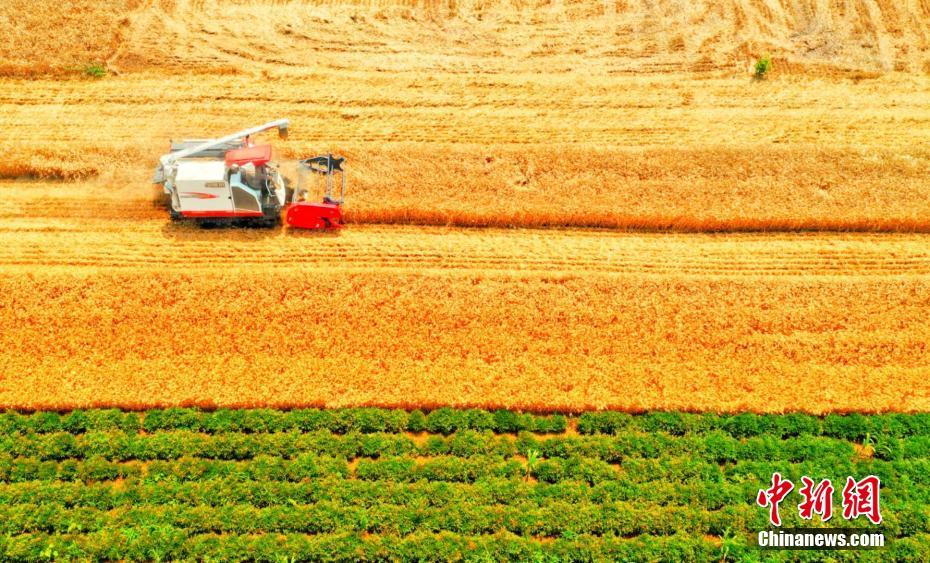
top-left (153, 119), bottom-right (345, 230)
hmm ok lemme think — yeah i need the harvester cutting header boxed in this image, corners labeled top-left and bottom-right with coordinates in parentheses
top-left (153, 119), bottom-right (345, 229)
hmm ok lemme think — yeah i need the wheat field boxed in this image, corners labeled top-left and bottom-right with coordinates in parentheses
top-left (2, 0), bottom-right (929, 412)
top-left (2, 214), bottom-right (929, 413)
top-left (4, 0), bottom-right (930, 229)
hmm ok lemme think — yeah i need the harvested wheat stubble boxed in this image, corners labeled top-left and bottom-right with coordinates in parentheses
top-left (5, 0), bottom-right (930, 76)
top-left (4, 0), bottom-right (930, 234)
top-left (4, 0), bottom-right (930, 232)
top-left (4, 62), bottom-right (930, 230)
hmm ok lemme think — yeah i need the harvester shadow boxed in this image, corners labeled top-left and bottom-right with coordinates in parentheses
top-left (283, 227), bottom-right (343, 238)
top-left (159, 221), bottom-right (280, 241)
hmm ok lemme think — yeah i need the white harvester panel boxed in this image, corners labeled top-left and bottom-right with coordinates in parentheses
top-left (174, 160), bottom-right (233, 216)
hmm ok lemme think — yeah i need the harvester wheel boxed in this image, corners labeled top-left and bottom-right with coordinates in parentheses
top-left (169, 208), bottom-right (182, 221)
top-left (266, 214), bottom-right (283, 228)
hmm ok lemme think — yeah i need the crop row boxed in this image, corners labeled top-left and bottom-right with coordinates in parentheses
top-left (0, 501), bottom-right (763, 537)
top-left (0, 497), bottom-right (924, 539)
top-left (4, 409), bottom-right (930, 440)
top-left (2, 453), bottom-right (929, 498)
top-left (1, 474), bottom-right (926, 515)
top-left (576, 412), bottom-right (930, 440)
top-left (3, 530), bottom-right (926, 562)
top-left (354, 455), bottom-right (930, 493)
top-left (0, 408), bottom-right (566, 436)
top-left (3, 429), bottom-right (929, 463)
top-left (0, 477), bottom-right (791, 511)
top-left (0, 455), bottom-right (530, 485)
top-left (518, 432), bottom-right (930, 463)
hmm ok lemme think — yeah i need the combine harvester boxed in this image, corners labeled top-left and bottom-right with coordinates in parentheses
top-left (153, 119), bottom-right (345, 229)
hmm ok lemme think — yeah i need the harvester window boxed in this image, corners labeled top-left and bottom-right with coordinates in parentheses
top-left (239, 163), bottom-right (262, 190)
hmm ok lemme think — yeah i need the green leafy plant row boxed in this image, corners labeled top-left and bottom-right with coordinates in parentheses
top-left (0, 477), bottom-right (766, 511)
top-left (0, 501), bottom-right (761, 537)
top-left (0, 454), bottom-right (347, 484)
top-left (0, 467), bottom-right (927, 513)
top-left (520, 432), bottom-right (930, 463)
top-left (2, 452), bottom-right (929, 496)
top-left (4, 428), bottom-right (928, 465)
top-left (1, 498), bottom-right (926, 540)
top-left (0, 408), bottom-right (567, 436)
top-left (4, 529), bottom-right (926, 562)
top-left (576, 412), bottom-right (930, 440)
top-left (1, 430), bottom-right (428, 462)
top-left (6, 409), bottom-right (930, 441)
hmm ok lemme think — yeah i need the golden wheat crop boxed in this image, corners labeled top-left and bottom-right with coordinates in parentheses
top-left (1, 217), bottom-right (929, 413)
top-left (3, 270), bottom-right (929, 414)
top-left (4, 73), bottom-right (930, 230)
top-left (2, 0), bottom-right (930, 414)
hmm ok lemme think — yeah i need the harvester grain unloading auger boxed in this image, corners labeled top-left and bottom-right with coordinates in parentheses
top-left (153, 119), bottom-right (345, 229)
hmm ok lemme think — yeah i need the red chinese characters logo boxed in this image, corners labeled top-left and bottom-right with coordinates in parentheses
top-left (842, 475), bottom-right (883, 525)
top-left (798, 476), bottom-right (834, 522)
top-left (758, 474), bottom-right (882, 526)
top-left (757, 472), bottom-right (794, 526)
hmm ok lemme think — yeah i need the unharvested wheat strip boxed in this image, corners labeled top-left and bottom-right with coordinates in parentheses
top-left (1, 271), bottom-right (928, 412)
top-left (1, 218), bottom-right (929, 413)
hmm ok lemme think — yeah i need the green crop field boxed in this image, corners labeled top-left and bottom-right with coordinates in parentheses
top-left (0, 408), bottom-right (928, 561)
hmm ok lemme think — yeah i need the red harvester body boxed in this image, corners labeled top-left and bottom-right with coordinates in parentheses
top-left (286, 201), bottom-right (344, 230)
top-left (285, 154), bottom-right (346, 230)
